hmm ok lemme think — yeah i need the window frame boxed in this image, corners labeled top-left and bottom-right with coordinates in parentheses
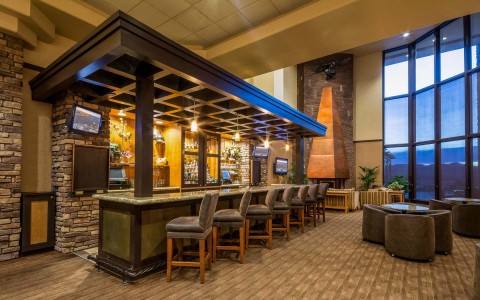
top-left (383, 14), bottom-right (480, 201)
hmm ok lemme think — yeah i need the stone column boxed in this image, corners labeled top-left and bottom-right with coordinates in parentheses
top-left (475, 244), bottom-right (480, 299)
top-left (51, 91), bottom-right (109, 253)
top-left (0, 32), bottom-right (23, 261)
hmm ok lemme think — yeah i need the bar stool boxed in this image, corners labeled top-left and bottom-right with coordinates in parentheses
top-left (272, 186), bottom-right (296, 241)
top-left (212, 190), bottom-right (252, 264)
top-left (304, 184), bottom-right (320, 227)
top-left (245, 188), bottom-right (280, 250)
top-left (316, 183), bottom-right (329, 223)
top-left (166, 191), bottom-right (219, 284)
top-left (289, 185), bottom-right (309, 233)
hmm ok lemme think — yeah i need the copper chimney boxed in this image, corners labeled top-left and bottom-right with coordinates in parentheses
top-left (307, 86), bottom-right (349, 185)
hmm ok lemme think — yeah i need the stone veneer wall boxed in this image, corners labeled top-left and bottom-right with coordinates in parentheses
top-left (237, 141), bottom-right (251, 184)
top-left (0, 32), bottom-right (23, 261)
top-left (51, 91), bottom-right (109, 253)
top-left (297, 53), bottom-right (354, 188)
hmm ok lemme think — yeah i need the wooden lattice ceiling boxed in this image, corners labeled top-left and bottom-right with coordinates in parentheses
top-left (30, 12), bottom-right (326, 141)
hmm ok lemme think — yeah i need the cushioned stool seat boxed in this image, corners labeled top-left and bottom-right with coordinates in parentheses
top-left (212, 190), bottom-right (252, 264)
top-left (272, 186), bottom-right (295, 241)
top-left (274, 201), bottom-right (290, 211)
top-left (245, 188), bottom-right (279, 250)
top-left (316, 183), bottom-right (329, 223)
top-left (213, 210), bottom-right (244, 226)
top-left (304, 184), bottom-right (320, 227)
top-left (289, 185), bottom-right (309, 233)
top-left (166, 192), bottom-right (219, 284)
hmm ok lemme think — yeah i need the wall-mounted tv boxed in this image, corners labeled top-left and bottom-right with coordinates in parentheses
top-left (274, 157), bottom-right (288, 175)
top-left (252, 146), bottom-right (269, 158)
top-left (68, 104), bottom-right (102, 135)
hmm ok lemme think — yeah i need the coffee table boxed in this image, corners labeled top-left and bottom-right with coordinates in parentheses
top-left (383, 203), bottom-right (429, 213)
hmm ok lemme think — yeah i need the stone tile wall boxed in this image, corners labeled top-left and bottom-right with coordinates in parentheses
top-left (297, 53), bottom-right (355, 188)
top-left (51, 91), bottom-right (110, 253)
top-left (0, 32), bottom-right (23, 261)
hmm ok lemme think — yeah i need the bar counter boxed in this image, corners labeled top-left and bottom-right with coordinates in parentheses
top-left (92, 185), bottom-right (291, 282)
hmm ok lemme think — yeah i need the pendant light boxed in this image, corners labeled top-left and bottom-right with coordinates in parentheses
top-left (285, 131), bottom-right (290, 151)
top-left (191, 97), bottom-right (198, 132)
top-left (234, 112), bottom-right (240, 141)
top-left (264, 125), bottom-right (269, 148)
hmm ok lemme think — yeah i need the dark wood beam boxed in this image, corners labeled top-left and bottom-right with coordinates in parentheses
top-left (134, 75), bottom-right (154, 197)
top-left (295, 135), bottom-right (304, 184)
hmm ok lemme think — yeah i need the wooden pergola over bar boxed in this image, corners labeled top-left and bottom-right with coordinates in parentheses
top-left (30, 11), bottom-right (327, 197)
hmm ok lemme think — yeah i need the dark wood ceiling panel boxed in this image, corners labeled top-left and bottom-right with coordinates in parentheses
top-left (188, 88), bottom-right (225, 101)
top-left (155, 74), bottom-right (198, 91)
top-left (98, 100), bottom-right (132, 110)
top-left (107, 54), bottom-right (162, 77)
top-left (86, 69), bottom-right (135, 88)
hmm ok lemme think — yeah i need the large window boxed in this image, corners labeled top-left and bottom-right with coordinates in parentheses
top-left (415, 144), bottom-right (435, 200)
top-left (384, 97), bottom-right (408, 145)
top-left (440, 78), bottom-right (465, 138)
top-left (471, 13), bottom-right (480, 69)
top-left (473, 138), bottom-right (480, 198)
top-left (384, 48), bottom-right (408, 97)
top-left (415, 89), bottom-right (435, 142)
top-left (383, 13), bottom-right (480, 200)
top-left (416, 34), bottom-right (435, 90)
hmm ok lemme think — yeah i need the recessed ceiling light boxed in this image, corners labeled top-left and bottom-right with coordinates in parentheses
top-left (442, 36), bottom-right (447, 40)
top-left (402, 32), bottom-right (410, 38)
top-left (118, 110), bottom-right (126, 117)
top-left (155, 120), bottom-right (163, 124)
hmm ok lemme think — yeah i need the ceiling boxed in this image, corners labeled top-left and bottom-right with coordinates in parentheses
top-left (2, 0), bottom-right (480, 78)
top-left (79, 0), bottom-right (313, 47)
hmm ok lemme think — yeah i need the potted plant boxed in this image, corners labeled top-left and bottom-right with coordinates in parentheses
top-left (387, 181), bottom-right (404, 191)
top-left (387, 175), bottom-right (410, 193)
top-left (358, 166), bottom-right (378, 191)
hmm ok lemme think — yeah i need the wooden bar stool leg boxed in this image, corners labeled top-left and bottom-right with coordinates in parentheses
top-left (322, 201), bottom-right (326, 222)
top-left (166, 237), bottom-right (173, 282)
top-left (268, 219), bottom-right (273, 250)
top-left (245, 219), bottom-right (250, 250)
top-left (177, 238), bottom-right (184, 261)
top-left (300, 209), bottom-right (305, 233)
top-left (207, 233), bottom-right (212, 271)
top-left (286, 213), bottom-right (290, 241)
top-left (212, 226), bottom-right (217, 263)
top-left (199, 239), bottom-right (205, 284)
top-left (239, 226), bottom-right (245, 264)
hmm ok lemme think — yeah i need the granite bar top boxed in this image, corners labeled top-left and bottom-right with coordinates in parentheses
top-left (106, 186), bottom-right (180, 193)
top-left (93, 185), bottom-right (293, 206)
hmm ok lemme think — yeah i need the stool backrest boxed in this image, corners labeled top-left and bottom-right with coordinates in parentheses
top-left (239, 190), bottom-right (253, 217)
top-left (296, 185), bottom-right (309, 204)
top-left (198, 191), bottom-right (219, 229)
top-left (307, 184), bottom-right (320, 201)
top-left (318, 183), bottom-right (329, 199)
top-left (282, 186), bottom-right (296, 205)
top-left (265, 188), bottom-right (280, 211)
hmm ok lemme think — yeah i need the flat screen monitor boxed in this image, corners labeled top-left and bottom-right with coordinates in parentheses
top-left (68, 104), bottom-right (102, 135)
top-left (274, 157), bottom-right (288, 175)
top-left (221, 170), bottom-right (231, 181)
top-left (109, 167), bottom-right (126, 181)
top-left (252, 146), bottom-right (269, 158)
